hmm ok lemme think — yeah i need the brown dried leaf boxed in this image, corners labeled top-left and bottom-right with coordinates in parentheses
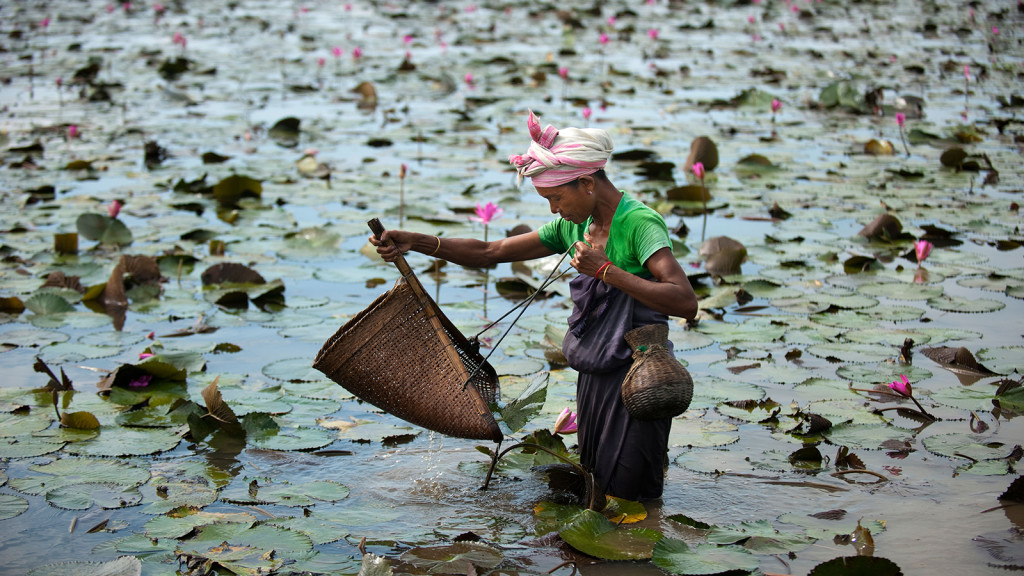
top-left (920, 346), bottom-right (997, 375)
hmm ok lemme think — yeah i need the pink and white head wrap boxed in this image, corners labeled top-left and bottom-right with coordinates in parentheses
top-left (508, 110), bottom-right (613, 187)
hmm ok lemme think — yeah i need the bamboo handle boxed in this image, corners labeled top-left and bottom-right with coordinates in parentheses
top-left (367, 218), bottom-right (472, 384)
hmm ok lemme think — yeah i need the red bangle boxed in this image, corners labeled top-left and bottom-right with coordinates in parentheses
top-left (595, 261), bottom-right (613, 280)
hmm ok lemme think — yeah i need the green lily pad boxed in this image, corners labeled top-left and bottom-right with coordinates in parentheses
top-left (558, 509), bottom-right (663, 560)
top-left (144, 511), bottom-right (257, 539)
top-left (857, 281), bottom-right (944, 300)
top-left (266, 514), bottom-right (352, 545)
top-left (707, 519), bottom-right (816, 554)
top-left (140, 479), bottom-right (219, 514)
top-left (926, 295), bottom-right (1005, 313)
top-left (10, 457), bottom-right (150, 496)
top-left (0, 411), bottom-right (54, 437)
top-left (64, 426), bottom-right (184, 457)
top-left (26, 556), bottom-right (143, 576)
top-left (669, 416), bottom-right (739, 448)
top-left (399, 542), bottom-right (503, 573)
top-left (0, 493), bottom-right (29, 520)
top-left (922, 433), bottom-right (1019, 462)
top-left (45, 482), bottom-right (142, 510)
top-left (652, 537), bottom-right (760, 575)
top-left (805, 342), bottom-right (897, 364)
top-left (977, 346), bottom-right (1024, 375)
top-left (777, 511), bottom-right (886, 541)
top-left (823, 423), bottom-right (914, 451)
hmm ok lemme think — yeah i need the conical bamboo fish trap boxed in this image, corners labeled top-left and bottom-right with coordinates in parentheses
top-left (313, 219), bottom-right (503, 442)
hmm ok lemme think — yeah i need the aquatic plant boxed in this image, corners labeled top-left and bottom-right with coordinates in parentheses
top-left (896, 112), bottom-right (910, 156)
top-left (553, 407), bottom-right (577, 435)
top-left (471, 201), bottom-right (502, 242)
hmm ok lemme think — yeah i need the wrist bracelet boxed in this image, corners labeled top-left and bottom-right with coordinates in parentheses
top-left (428, 236), bottom-right (441, 256)
top-left (595, 261), bottom-right (612, 280)
top-left (602, 264), bottom-right (612, 282)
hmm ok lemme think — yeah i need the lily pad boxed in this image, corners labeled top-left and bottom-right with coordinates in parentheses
top-left (558, 509), bottom-right (663, 560)
top-left (399, 542), bottom-right (503, 573)
top-left (0, 493), bottom-right (29, 520)
top-left (652, 537), bottom-right (760, 575)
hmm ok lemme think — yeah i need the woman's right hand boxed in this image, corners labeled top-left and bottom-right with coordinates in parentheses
top-left (368, 230), bottom-right (411, 262)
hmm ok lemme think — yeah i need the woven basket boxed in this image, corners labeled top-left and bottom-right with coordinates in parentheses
top-left (621, 324), bottom-right (693, 421)
top-left (313, 219), bottom-right (503, 442)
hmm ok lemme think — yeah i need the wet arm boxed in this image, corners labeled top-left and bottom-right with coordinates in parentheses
top-left (602, 247), bottom-right (698, 320)
top-left (371, 229), bottom-right (554, 268)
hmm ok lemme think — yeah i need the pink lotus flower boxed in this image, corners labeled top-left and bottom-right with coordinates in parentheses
top-left (582, 107), bottom-right (592, 120)
top-left (67, 125), bottom-right (79, 139)
top-left (108, 199), bottom-right (122, 218)
top-left (172, 31), bottom-right (186, 48)
top-left (41, 17), bottom-right (50, 28)
top-left (964, 65), bottom-right (970, 81)
top-left (889, 374), bottom-right (912, 397)
top-left (332, 46), bottom-right (342, 58)
top-left (471, 202), bottom-right (502, 225)
top-left (771, 98), bottom-right (782, 113)
top-left (403, 34), bottom-right (413, 45)
top-left (317, 57), bottom-right (326, 67)
top-left (647, 28), bottom-right (659, 40)
top-left (352, 47), bottom-right (363, 60)
top-left (915, 240), bottom-right (933, 265)
top-left (895, 112), bottom-right (906, 129)
top-left (139, 352), bottom-right (153, 360)
top-left (748, 15), bottom-right (756, 24)
top-left (691, 161), bottom-right (705, 180)
top-left (56, 76), bottom-right (62, 88)
top-left (599, 33), bottom-right (609, 45)
top-left (558, 66), bottom-right (569, 79)
top-left (106, 4), bottom-right (115, 14)
top-left (464, 73), bottom-right (474, 86)
top-left (153, 3), bottom-right (165, 13)
top-left (607, 16), bottom-right (616, 26)
top-left (553, 407), bottom-right (578, 435)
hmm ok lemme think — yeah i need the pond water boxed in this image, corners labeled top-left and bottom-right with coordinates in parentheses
top-left (1, 0), bottom-right (1023, 575)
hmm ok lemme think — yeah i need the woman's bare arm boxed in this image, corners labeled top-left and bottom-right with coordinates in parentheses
top-left (370, 229), bottom-right (555, 268)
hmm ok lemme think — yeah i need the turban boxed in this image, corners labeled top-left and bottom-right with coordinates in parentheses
top-left (508, 110), bottom-right (613, 187)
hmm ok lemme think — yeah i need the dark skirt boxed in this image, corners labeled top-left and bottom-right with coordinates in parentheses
top-left (561, 273), bottom-right (673, 501)
top-left (577, 364), bottom-right (672, 501)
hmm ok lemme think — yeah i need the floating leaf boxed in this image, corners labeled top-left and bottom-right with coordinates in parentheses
top-left (652, 537), bottom-right (760, 575)
top-left (27, 556), bottom-right (142, 576)
top-left (0, 494), bottom-right (29, 520)
top-left (76, 213), bottom-right (133, 246)
top-left (558, 509), bottom-right (662, 560)
top-left (60, 411), bottom-right (100, 429)
top-left (399, 542), bottom-right (503, 573)
top-left (212, 175), bottom-right (262, 207)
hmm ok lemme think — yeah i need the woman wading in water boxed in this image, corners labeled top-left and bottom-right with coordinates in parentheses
top-left (371, 111), bottom-right (697, 501)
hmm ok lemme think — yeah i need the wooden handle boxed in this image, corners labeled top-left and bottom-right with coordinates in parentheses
top-left (367, 218), bottom-right (474, 386)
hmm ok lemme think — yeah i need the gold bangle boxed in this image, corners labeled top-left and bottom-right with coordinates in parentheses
top-left (602, 265), bottom-right (611, 282)
top-left (428, 236), bottom-right (441, 256)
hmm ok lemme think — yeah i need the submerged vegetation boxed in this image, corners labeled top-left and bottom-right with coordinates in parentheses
top-left (1, 0), bottom-right (1023, 575)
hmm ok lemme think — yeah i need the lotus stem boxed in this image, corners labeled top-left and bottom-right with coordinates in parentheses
top-left (481, 441), bottom-right (599, 510)
top-left (830, 469), bottom-right (890, 483)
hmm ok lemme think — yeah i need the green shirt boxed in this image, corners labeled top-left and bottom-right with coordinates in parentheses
top-left (537, 192), bottom-right (671, 276)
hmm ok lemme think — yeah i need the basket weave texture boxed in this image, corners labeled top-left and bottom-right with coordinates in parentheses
top-left (621, 324), bottom-right (693, 421)
top-left (313, 277), bottom-right (502, 441)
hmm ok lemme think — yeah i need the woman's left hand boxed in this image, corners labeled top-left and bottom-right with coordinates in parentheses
top-left (572, 233), bottom-right (609, 277)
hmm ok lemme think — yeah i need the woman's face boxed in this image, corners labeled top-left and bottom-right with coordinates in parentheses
top-left (535, 177), bottom-right (593, 224)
